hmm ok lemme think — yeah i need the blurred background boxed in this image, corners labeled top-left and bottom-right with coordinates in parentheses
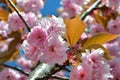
top-left (40, 0), bottom-right (61, 16)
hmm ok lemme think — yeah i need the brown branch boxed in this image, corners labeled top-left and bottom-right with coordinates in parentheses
top-left (7, 0), bottom-right (31, 32)
top-left (1, 64), bottom-right (29, 76)
top-left (50, 75), bottom-right (69, 80)
top-left (55, 64), bottom-right (71, 72)
top-left (80, 0), bottom-right (102, 20)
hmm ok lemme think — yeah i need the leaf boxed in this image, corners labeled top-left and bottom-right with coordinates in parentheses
top-left (0, 31), bottom-right (21, 64)
top-left (64, 15), bottom-right (86, 47)
top-left (0, 0), bottom-right (5, 3)
top-left (5, 0), bottom-right (16, 12)
top-left (82, 32), bottom-right (120, 50)
top-left (0, 9), bottom-right (9, 21)
top-left (95, 14), bottom-right (108, 29)
top-left (85, 44), bottom-right (113, 60)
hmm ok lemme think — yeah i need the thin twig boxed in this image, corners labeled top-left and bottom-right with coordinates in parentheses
top-left (8, 0), bottom-right (31, 32)
top-left (80, 0), bottom-right (102, 20)
top-left (1, 64), bottom-right (29, 76)
top-left (55, 64), bottom-right (71, 72)
top-left (50, 75), bottom-right (69, 80)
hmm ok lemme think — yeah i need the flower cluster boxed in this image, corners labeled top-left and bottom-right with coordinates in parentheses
top-left (70, 48), bottom-right (113, 80)
top-left (0, 0), bottom-right (120, 80)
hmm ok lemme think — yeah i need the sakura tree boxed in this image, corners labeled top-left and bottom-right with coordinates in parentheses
top-left (0, 0), bottom-right (120, 80)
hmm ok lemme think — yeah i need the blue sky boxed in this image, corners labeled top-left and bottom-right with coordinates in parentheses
top-left (40, 0), bottom-right (61, 16)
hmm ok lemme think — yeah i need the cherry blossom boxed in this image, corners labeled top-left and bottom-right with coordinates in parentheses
top-left (90, 23), bottom-right (106, 34)
top-left (61, 0), bottom-right (82, 18)
top-left (107, 17), bottom-right (120, 34)
top-left (1, 0), bottom-right (120, 80)
top-left (37, 16), bottom-right (66, 36)
top-left (17, 57), bottom-right (34, 69)
top-left (106, 0), bottom-right (120, 8)
top-left (22, 40), bottom-right (41, 62)
top-left (18, 75), bottom-right (27, 80)
top-left (39, 34), bottom-right (68, 65)
top-left (0, 68), bottom-right (20, 80)
top-left (0, 21), bottom-right (10, 37)
top-left (27, 26), bottom-right (48, 48)
top-left (17, 0), bottom-right (44, 13)
top-left (8, 12), bottom-right (26, 31)
top-left (25, 12), bottom-right (37, 28)
top-left (70, 48), bottom-right (113, 80)
top-left (109, 58), bottom-right (120, 80)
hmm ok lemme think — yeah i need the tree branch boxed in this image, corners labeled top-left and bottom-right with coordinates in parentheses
top-left (8, 0), bottom-right (31, 32)
top-left (1, 64), bottom-right (29, 76)
top-left (38, 60), bottom-right (69, 80)
top-left (55, 64), bottom-right (71, 72)
top-left (80, 0), bottom-right (102, 20)
top-left (50, 75), bottom-right (69, 80)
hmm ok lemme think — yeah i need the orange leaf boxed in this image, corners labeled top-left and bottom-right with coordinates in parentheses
top-left (82, 32), bottom-right (120, 50)
top-left (85, 44), bottom-right (113, 60)
top-left (0, 31), bottom-right (21, 64)
top-left (0, 9), bottom-right (9, 21)
top-left (95, 14), bottom-right (108, 29)
top-left (5, 0), bottom-right (16, 12)
top-left (64, 16), bottom-right (86, 47)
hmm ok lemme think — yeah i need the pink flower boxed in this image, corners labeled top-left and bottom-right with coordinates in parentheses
top-left (17, 57), bottom-right (34, 69)
top-left (49, 71), bottom-right (65, 80)
top-left (63, 2), bottom-right (82, 17)
top-left (22, 40), bottom-right (41, 62)
top-left (27, 26), bottom-right (48, 48)
top-left (72, 0), bottom-right (84, 5)
top-left (8, 12), bottom-right (26, 31)
top-left (25, 12), bottom-right (37, 28)
top-left (104, 42), bottom-right (120, 57)
top-left (90, 23), bottom-right (106, 34)
top-left (40, 34), bottom-right (68, 65)
top-left (37, 16), bottom-right (66, 36)
top-left (70, 48), bottom-right (113, 80)
top-left (17, 0), bottom-right (44, 13)
top-left (70, 66), bottom-right (89, 80)
top-left (103, 37), bottom-right (120, 57)
top-left (61, 0), bottom-right (90, 18)
top-left (106, 0), bottom-right (120, 8)
top-left (109, 58), bottom-right (120, 80)
top-left (107, 17), bottom-right (120, 34)
top-left (0, 68), bottom-right (20, 80)
top-left (47, 16), bottom-right (65, 35)
top-left (18, 75), bottom-right (27, 80)
top-left (0, 21), bottom-right (10, 37)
